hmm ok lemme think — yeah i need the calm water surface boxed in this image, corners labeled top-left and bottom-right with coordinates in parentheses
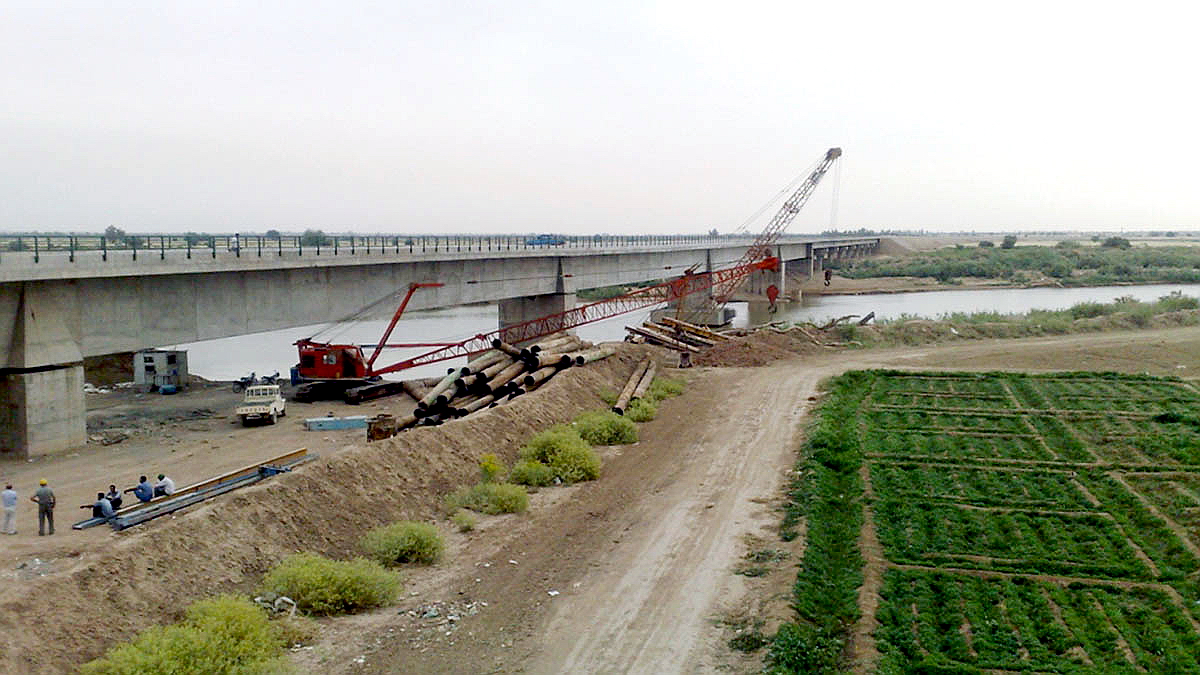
top-left (171, 283), bottom-right (1200, 381)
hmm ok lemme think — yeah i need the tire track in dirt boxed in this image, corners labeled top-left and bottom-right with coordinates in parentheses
top-left (525, 365), bottom-right (818, 674)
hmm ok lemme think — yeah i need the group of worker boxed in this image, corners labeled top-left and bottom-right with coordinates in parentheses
top-left (0, 473), bottom-right (177, 536)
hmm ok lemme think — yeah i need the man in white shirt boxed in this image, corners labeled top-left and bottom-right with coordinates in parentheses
top-left (1, 484), bottom-right (16, 534)
top-left (153, 474), bottom-right (176, 498)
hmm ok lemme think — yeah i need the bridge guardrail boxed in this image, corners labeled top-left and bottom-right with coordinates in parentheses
top-left (0, 233), bottom-right (834, 266)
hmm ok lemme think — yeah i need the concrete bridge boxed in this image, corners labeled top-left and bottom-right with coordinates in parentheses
top-left (0, 233), bottom-right (878, 457)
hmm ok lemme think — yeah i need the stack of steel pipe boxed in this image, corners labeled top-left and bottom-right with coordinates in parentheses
top-left (390, 335), bottom-right (614, 430)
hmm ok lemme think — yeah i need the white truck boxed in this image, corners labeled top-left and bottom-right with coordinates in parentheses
top-left (236, 384), bottom-right (287, 426)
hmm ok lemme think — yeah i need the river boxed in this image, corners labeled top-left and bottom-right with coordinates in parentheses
top-left (170, 282), bottom-right (1200, 381)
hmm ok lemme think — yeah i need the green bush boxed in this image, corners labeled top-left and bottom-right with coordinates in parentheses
top-left (361, 521), bottom-right (444, 565)
top-left (259, 554), bottom-right (400, 616)
top-left (519, 425), bottom-right (587, 464)
top-left (624, 398), bottom-right (658, 422)
top-left (1000, 234), bottom-right (1018, 249)
top-left (598, 389), bottom-right (619, 406)
top-left (509, 459), bottom-right (556, 486)
top-left (767, 622), bottom-right (843, 673)
top-left (478, 453), bottom-right (505, 483)
top-left (573, 410), bottom-right (638, 445)
top-left (645, 377), bottom-right (684, 402)
top-left (451, 509), bottom-right (477, 532)
top-left (548, 444), bottom-right (601, 483)
top-left (80, 595), bottom-right (288, 675)
top-left (445, 482), bottom-right (529, 514)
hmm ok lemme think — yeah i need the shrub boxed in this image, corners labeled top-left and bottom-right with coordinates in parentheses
top-left (645, 377), bottom-right (684, 402)
top-left (598, 389), bottom-right (619, 406)
top-left (977, 240), bottom-right (993, 248)
top-left (573, 410), bottom-right (638, 445)
top-left (548, 444), bottom-right (602, 483)
top-left (445, 482), bottom-right (529, 514)
top-left (1157, 291), bottom-right (1199, 312)
top-left (451, 509), bottom-right (477, 532)
top-left (361, 521), bottom-right (444, 565)
top-left (518, 425), bottom-right (601, 484)
top-left (767, 622), bottom-right (844, 673)
top-left (478, 453), bottom-right (505, 483)
top-left (80, 595), bottom-right (287, 675)
top-left (1000, 234), bottom-right (1018, 249)
top-left (509, 459), bottom-right (555, 487)
top-left (259, 554), bottom-right (400, 616)
top-left (624, 398), bottom-right (658, 422)
top-left (519, 425), bottom-right (589, 464)
top-left (1102, 236), bottom-right (1132, 249)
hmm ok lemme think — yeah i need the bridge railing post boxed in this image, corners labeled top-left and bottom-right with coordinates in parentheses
top-left (69, 236), bottom-right (75, 262)
top-left (32, 236), bottom-right (38, 264)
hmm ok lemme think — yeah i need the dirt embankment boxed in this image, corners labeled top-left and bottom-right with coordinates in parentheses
top-left (0, 348), bottom-right (658, 674)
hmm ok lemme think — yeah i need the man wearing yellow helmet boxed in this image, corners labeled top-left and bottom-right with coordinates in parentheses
top-left (30, 478), bottom-right (55, 536)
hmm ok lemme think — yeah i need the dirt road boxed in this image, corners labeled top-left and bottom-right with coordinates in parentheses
top-left (6, 328), bottom-right (1200, 673)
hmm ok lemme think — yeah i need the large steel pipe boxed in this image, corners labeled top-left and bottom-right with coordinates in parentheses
top-left (576, 346), bottom-right (616, 363)
top-left (613, 358), bottom-right (651, 415)
top-left (631, 361), bottom-right (658, 401)
top-left (522, 365), bottom-right (559, 388)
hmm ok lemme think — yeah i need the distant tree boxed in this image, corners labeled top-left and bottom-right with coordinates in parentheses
top-left (7, 238), bottom-right (28, 251)
top-left (1102, 236), bottom-right (1132, 249)
top-left (708, 228), bottom-right (719, 237)
top-left (104, 225), bottom-right (126, 241)
top-left (1001, 235), bottom-right (1018, 249)
top-left (978, 240), bottom-right (994, 248)
top-left (300, 229), bottom-right (330, 246)
top-left (265, 229), bottom-right (281, 239)
top-left (183, 232), bottom-right (207, 245)
top-left (1167, 231), bottom-right (1177, 237)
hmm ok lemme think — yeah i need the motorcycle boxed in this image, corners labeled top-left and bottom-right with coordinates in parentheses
top-left (232, 372), bottom-right (257, 392)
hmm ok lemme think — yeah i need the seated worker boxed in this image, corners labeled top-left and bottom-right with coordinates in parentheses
top-left (79, 493), bottom-right (115, 520)
top-left (153, 474), bottom-right (176, 498)
top-left (123, 476), bottom-right (154, 503)
top-left (105, 485), bottom-right (122, 511)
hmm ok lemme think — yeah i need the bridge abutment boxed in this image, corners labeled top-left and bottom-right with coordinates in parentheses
top-left (1, 283), bottom-right (87, 458)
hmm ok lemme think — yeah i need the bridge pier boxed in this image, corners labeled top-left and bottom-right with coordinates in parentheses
top-left (498, 292), bottom-right (577, 345)
top-left (1, 283), bottom-right (87, 458)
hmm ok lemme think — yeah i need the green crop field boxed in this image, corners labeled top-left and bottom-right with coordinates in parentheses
top-left (774, 370), bottom-right (1200, 674)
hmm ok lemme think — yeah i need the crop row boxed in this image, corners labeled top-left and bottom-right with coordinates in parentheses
top-left (870, 392), bottom-right (1016, 410)
top-left (865, 409), bottom-right (1031, 434)
top-left (870, 463), bottom-right (1095, 509)
top-left (863, 430), bottom-right (1053, 462)
top-left (771, 371), bottom-right (872, 673)
top-left (874, 501), bottom-right (1150, 579)
top-left (875, 569), bottom-right (1200, 673)
top-left (868, 374), bottom-right (1012, 398)
top-left (1126, 475), bottom-right (1200, 560)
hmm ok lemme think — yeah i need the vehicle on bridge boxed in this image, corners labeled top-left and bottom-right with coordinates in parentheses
top-left (525, 233), bottom-right (565, 246)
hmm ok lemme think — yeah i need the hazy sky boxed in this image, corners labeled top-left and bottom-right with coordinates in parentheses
top-left (2, 1), bottom-right (1195, 234)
